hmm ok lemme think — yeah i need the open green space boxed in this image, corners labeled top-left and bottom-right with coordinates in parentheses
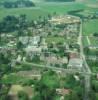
top-left (1, 73), bottom-right (31, 84)
top-left (38, 2), bottom-right (85, 14)
top-left (83, 19), bottom-right (98, 35)
top-left (0, 7), bottom-right (48, 21)
top-left (8, 85), bottom-right (34, 98)
top-left (77, 9), bottom-right (98, 18)
top-left (89, 37), bottom-right (98, 46)
top-left (0, 2), bottom-right (85, 21)
top-left (91, 67), bottom-right (98, 73)
top-left (82, 36), bottom-right (89, 47)
top-left (46, 36), bottom-right (65, 44)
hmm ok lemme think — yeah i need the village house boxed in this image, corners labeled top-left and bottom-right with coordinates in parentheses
top-left (67, 51), bottom-right (83, 71)
top-left (25, 46), bottom-right (42, 59)
top-left (89, 45), bottom-right (98, 50)
top-left (56, 88), bottom-right (70, 96)
top-left (48, 15), bottom-right (80, 25)
top-left (16, 55), bottom-right (22, 63)
top-left (45, 55), bottom-right (68, 67)
top-left (69, 52), bottom-right (80, 59)
top-left (17, 70), bottom-right (41, 80)
top-left (19, 36), bottom-right (40, 46)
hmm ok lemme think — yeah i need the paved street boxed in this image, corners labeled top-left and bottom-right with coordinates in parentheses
top-left (79, 19), bottom-right (91, 100)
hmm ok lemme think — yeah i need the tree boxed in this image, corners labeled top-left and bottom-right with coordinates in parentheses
top-left (3, 15), bottom-right (19, 32)
top-left (84, 47), bottom-right (89, 55)
top-left (48, 14), bottom-right (52, 20)
top-left (24, 0), bottom-right (35, 7)
top-left (64, 95), bottom-right (70, 100)
top-left (73, 86), bottom-right (83, 100)
top-left (41, 70), bottom-right (60, 88)
top-left (3, 0), bottom-right (35, 8)
top-left (34, 81), bottom-right (56, 100)
top-left (69, 91), bottom-right (80, 100)
top-left (0, 23), bottom-right (2, 42)
top-left (0, 53), bottom-right (11, 64)
top-left (93, 32), bottom-right (98, 37)
top-left (32, 55), bottom-right (40, 63)
top-left (92, 80), bottom-right (98, 92)
top-left (4, 1), bottom-right (12, 8)
top-left (17, 30), bottom-right (25, 36)
top-left (17, 41), bottom-right (24, 50)
top-left (47, 0), bottom-right (75, 2)
top-left (0, 22), bottom-right (5, 42)
top-left (18, 91), bottom-right (29, 100)
top-left (33, 70), bottom-right (59, 100)
top-left (0, 52), bottom-right (12, 74)
top-left (64, 75), bottom-right (80, 89)
top-left (89, 90), bottom-right (96, 100)
top-left (18, 14), bottom-right (27, 30)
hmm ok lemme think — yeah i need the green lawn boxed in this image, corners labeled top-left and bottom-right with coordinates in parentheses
top-left (83, 19), bottom-right (98, 35)
top-left (91, 67), bottom-right (98, 73)
top-left (82, 34), bottom-right (98, 47)
top-left (1, 73), bottom-right (30, 84)
top-left (89, 37), bottom-right (98, 46)
top-left (0, 1), bottom-right (98, 22)
top-left (77, 9), bottom-right (97, 17)
top-left (0, 7), bottom-right (48, 21)
top-left (0, 2), bottom-right (85, 21)
top-left (46, 36), bottom-right (65, 44)
top-left (82, 36), bottom-right (89, 46)
top-left (38, 2), bottom-right (85, 14)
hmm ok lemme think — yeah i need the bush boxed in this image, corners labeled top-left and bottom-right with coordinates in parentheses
top-left (18, 91), bottom-right (29, 100)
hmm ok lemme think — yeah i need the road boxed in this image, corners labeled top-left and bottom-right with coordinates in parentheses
top-left (21, 61), bottom-right (95, 76)
top-left (87, 36), bottom-right (90, 45)
top-left (79, 19), bottom-right (91, 100)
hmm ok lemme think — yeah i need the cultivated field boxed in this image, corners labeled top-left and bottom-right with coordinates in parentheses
top-left (83, 19), bottom-right (98, 36)
top-left (0, 2), bottom-right (85, 21)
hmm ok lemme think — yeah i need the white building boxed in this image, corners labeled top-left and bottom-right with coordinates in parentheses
top-left (25, 46), bottom-right (41, 54)
top-left (25, 46), bottom-right (42, 60)
top-left (68, 58), bottom-right (83, 71)
top-left (19, 36), bottom-right (40, 46)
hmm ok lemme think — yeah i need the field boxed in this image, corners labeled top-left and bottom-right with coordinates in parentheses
top-left (38, 2), bottom-right (85, 13)
top-left (89, 37), bottom-right (98, 46)
top-left (8, 85), bottom-right (34, 99)
top-left (82, 36), bottom-right (89, 47)
top-left (0, 2), bottom-right (85, 21)
top-left (1, 73), bottom-right (32, 84)
top-left (82, 36), bottom-right (98, 47)
top-left (78, 5), bottom-right (98, 47)
top-left (46, 36), bottom-right (65, 44)
top-left (0, 7), bottom-right (48, 21)
top-left (83, 19), bottom-right (98, 36)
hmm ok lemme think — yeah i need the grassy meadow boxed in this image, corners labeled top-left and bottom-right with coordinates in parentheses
top-left (83, 19), bottom-right (98, 35)
top-left (0, 2), bottom-right (85, 21)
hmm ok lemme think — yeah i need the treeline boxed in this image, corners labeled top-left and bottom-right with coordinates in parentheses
top-left (0, 15), bottom-right (29, 33)
top-left (68, 9), bottom-right (85, 19)
top-left (1, 0), bottom-right (35, 8)
top-left (0, 14), bottom-right (52, 35)
top-left (68, 9), bottom-right (98, 20)
top-left (45, 0), bottom-right (75, 2)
